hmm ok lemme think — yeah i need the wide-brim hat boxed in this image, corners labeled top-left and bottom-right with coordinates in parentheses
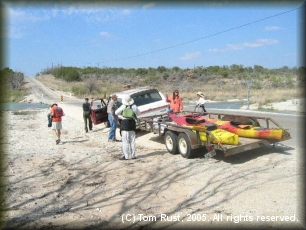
top-left (122, 95), bottom-right (134, 105)
top-left (197, 92), bottom-right (204, 97)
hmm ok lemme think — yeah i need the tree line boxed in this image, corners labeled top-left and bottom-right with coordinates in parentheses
top-left (39, 64), bottom-right (305, 84)
top-left (1, 64), bottom-right (304, 102)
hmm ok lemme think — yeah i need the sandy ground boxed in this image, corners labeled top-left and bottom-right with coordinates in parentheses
top-left (1, 95), bottom-right (305, 229)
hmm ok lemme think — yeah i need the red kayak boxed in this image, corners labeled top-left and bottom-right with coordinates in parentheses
top-left (168, 112), bottom-right (285, 140)
top-left (167, 113), bottom-right (239, 145)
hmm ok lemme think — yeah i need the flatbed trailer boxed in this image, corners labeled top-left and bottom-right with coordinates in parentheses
top-left (137, 111), bottom-right (291, 158)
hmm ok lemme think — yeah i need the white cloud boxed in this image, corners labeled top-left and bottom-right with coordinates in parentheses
top-left (180, 51), bottom-right (202, 60)
top-left (6, 6), bottom-right (131, 38)
top-left (142, 2), bottom-right (155, 9)
top-left (265, 26), bottom-right (283, 31)
top-left (5, 25), bottom-right (24, 39)
top-left (209, 39), bottom-right (279, 52)
top-left (8, 8), bottom-right (51, 23)
top-left (99, 31), bottom-right (115, 40)
top-left (78, 8), bottom-right (131, 23)
top-left (6, 8), bottom-right (51, 39)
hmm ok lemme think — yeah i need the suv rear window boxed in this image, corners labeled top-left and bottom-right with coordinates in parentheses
top-left (132, 90), bottom-right (162, 107)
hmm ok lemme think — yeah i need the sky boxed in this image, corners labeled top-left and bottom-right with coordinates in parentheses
top-left (1, 1), bottom-right (305, 77)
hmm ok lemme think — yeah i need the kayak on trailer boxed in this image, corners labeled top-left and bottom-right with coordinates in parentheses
top-left (167, 112), bottom-right (286, 140)
top-left (213, 120), bottom-right (285, 140)
top-left (190, 125), bottom-right (239, 145)
top-left (167, 112), bottom-right (215, 126)
top-left (167, 113), bottom-right (239, 145)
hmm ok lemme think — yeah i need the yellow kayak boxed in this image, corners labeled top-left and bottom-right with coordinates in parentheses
top-left (188, 125), bottom-right (239, 145)
top-left (214, 120), bottom-right (285, 140)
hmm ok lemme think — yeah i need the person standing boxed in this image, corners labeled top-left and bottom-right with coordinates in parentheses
top-left (82, 98), bottom-right (92, 133)
top-left (195, 92), bottom-right (207, 113)
top-left (50, 103), bottom-right (65, 144)
top-left (115, 95), bottom-right (141, 160)
top-left (165, 90), bottom-right (183, 113)
top-left (107, 94), bottom-right (120, 142)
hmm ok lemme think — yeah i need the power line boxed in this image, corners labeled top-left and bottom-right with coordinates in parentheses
top-left (98, 5), bottom-right (304, 65)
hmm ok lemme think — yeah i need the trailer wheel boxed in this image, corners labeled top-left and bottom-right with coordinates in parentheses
top-left (164, 131), bottom-right (179, 154)
top-left (178, 133), bottom-right (193, 158)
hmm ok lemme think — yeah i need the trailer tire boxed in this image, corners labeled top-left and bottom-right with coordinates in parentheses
top-left (164, 131), bottom-right (179, 155)
top-left (178, 133), bottom-right (193, 158)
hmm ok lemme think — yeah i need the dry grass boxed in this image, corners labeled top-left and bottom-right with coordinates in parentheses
top-left (36, 74), bottom-right (303, 105)
top-left (36, 74), bottom-right (74, 92)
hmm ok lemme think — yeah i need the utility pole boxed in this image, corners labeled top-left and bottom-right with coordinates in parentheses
top-left (193, 54), bottom-right (195, 70)
top-left (246, 80), bottom-right (252, 110)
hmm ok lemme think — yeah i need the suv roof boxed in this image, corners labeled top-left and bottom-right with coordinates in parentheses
top-left (113, 86), bottom-right (152, 97)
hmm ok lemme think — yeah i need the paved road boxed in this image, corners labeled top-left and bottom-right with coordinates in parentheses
top-left (25, 76), bottom-right (84, 106)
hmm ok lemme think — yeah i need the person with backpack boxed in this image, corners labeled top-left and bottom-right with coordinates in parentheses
top-left (50, 103), bottom-right (65, 144)
top-left (115, 95), bottom-right (140, 160)
top-left (82, 98), bottom-right (92, 133)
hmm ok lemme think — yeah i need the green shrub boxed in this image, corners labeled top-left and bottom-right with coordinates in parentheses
top-left (136, 68), bottom-right (148, 75)
top-left (65, 68), bottom-right (81, 82)
top-left (219, 70), bottom-right (229, 78)
top-left (4, 89), bottom-right (29, 103)
top-left (71, 84), bottom-right (87, 96)
top-left (54, 67), bottom-right (81, 82)
top-left (251, 81), bottom-right (262, 89)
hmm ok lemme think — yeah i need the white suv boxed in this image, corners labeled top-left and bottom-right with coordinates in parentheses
top-left (114, 87), bottom-right (169, 118)
top-left (90, 87), bottom-right (169, 127)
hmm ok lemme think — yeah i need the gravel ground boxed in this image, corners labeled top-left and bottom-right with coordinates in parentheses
top-left (1, 99), bottom-right (305, 229)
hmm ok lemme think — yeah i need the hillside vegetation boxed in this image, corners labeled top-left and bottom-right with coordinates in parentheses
top-left (35, 65), bottom-right (305, 106)
top-left (1, 68), bottom-right (28, 103)
top-left (1, 65), bottom-right (305, 105)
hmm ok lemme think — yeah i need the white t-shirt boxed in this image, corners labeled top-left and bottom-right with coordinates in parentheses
top-left (196, 97), bottom-right (206, 106)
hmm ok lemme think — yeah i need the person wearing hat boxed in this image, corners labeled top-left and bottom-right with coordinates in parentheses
top-left (107, 94), bottom-right (120, 142)
top-left (82, 98), bottom-right (92, 133)
top-left (165, 89), bottom-right (183, 113)
top-left (115, 95), bottom-right (141, 160)
top-left (195, 92), bottom-right (207, 113)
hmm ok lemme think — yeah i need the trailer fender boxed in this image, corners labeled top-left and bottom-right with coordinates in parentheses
top-left (165, 126), bottom-right (201, 149)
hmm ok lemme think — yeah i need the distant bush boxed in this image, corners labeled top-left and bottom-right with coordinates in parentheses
top-left (71, 84), bottom-right (87, 96)
top-left (54, 67), bottom-right (81, 82)
top-left (219, 70), bottom-right (229, 78)
top-left (1, 67), bottom-right (24, 90)
top-left (6, 89), bottom-right (28, 102)
top-left (251, 81), bottom-right (262, 89)
top-left (136, 68), bottom-right (148, 75)
top-left (157, 66), bottom-right (167, 73)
